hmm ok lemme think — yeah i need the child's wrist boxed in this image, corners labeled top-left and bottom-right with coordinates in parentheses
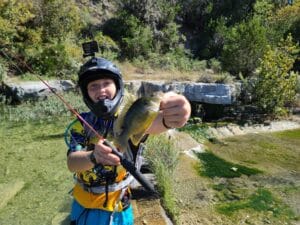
top-left (162, 117), bottom-right (172, 129)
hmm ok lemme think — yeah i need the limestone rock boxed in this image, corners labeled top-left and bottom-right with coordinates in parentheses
top-left (2, 80), bottom-right (75, 102)
top-left (126, 80), bottom-right (241, 105)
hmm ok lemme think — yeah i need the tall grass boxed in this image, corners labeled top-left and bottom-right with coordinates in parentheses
top-left (144, 134), bottom-right (180, 223)
top-left (0, 91), bottom-right (87, 122)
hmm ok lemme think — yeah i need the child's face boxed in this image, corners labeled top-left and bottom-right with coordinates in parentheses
top-left (87, 78), bottom-right (117, 103)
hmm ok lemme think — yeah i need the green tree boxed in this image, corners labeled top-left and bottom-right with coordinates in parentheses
top-left (0, 0), bottom-right (36, 75)
top-left (110, 0), bottom-right (183, 57)
top-left (121, 15), bottom-right (153, 59)
top-left (266, 1), bottom-right (300, 70)
top-left (177, 0), bottom-right (256, 58)
top-left (32, 42), bottom-right (71, 77)
top-left (254, 34), bottom-right (299, 115)
top-left (267, 1), bottom-right (300, 44)
top-left (34, 0), bottom-right (83, 42)
top-left (103, 11), bottom-right (153, 59)
top-left (0, 0), bottom-right (34, 47)
top-left (220, 17), bottom-right (268, 77)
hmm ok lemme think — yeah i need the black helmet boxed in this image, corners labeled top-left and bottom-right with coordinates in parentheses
top-left (78, 57), bottom-right (124, 118)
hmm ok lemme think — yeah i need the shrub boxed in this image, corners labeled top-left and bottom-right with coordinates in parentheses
top-left (93, 32), bottom-right (120, 60)
top-left (144, 134), bottom-right (179, 222)
top-left (121, 15), bottom-right (153, 59)
top-left (104, 1), bottom-right (184, 60)
top-left (21, 28), bottom-right (43, 60)
top-left (0, 0), bottom-right (34, 46)
top-left (208, 58), bottom-right (222, 73)
top-left (144, 48), bottom-right (206, 72)
top-left (297, 75), bottom-right (300, 94)
top-left (36, 0), bottom-right (83, 42)
top-left (121, 0), bottom-right (180, 51)
top-left (266, 1), bottom-right (300, 71)
top-left (32, 42), bottom-right (78, 78)
top-left (157, 21), bottom-right (185, 54)
top-left (254, 34), bottom-right (299, 115)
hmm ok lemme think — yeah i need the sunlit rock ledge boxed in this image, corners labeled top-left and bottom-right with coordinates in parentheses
top-left (125, 80), bottom-right (241, 105)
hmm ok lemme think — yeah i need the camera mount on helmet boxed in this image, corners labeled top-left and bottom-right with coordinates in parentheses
top-left (78, 41), bottom-right (124, 119)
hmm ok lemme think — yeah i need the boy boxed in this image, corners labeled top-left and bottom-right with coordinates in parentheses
top-left (66, 56), bottom-right (191, 225)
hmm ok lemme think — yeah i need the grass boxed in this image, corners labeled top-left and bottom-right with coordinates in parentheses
top-left (274, 129), bottom-right (300, 139)
top-left (0, 91), bottom-right (88, 122)
top-left (144, 135), bottom-right (180, 223)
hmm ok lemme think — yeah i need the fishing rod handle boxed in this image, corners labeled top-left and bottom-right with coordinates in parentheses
top-left (103, 140), bottom-right (157, 194)
top-left (103, 140), bottom-right (123, 158)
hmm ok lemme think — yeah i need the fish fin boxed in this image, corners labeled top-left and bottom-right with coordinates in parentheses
top-left (131, 132), bottom-right (145, 146)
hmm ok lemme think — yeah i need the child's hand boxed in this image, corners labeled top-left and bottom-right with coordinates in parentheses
top-left (160, 92), bottom-right (191, 129)
top-left (93, 139), bottom-right (121, 166)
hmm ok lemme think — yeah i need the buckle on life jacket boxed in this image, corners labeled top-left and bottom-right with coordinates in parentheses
top-left (77, 175), bottom-right (134, 194)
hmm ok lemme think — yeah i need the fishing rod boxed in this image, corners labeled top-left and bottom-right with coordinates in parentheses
top-left (1, 48), bottom-right (157, 194)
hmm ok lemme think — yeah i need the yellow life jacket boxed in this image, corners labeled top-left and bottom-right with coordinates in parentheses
top-left (66, 112), bottom-right (144, 211)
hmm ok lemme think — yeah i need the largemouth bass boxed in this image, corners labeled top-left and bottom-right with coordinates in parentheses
top-left (113, 94), bottom-right (162, 152)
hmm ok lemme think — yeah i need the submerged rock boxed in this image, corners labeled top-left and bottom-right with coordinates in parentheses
top-left (0, 180), bottom-right (25, 209)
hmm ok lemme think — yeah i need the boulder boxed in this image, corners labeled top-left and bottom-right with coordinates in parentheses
top-left (1, 80), bottom-right (75, 102)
